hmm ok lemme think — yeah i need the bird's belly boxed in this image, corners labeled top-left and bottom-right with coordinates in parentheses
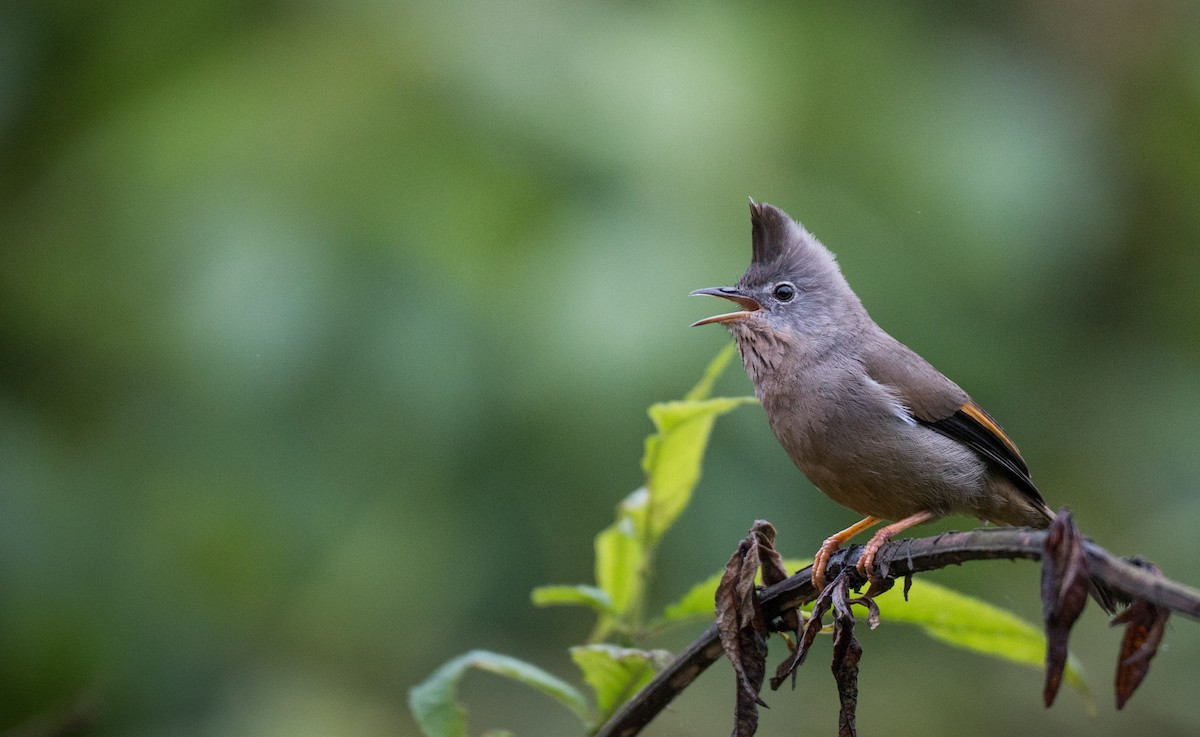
top-left (770, 401), bottom-right (987, 521)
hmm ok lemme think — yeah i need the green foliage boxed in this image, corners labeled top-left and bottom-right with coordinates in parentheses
top-left (410, 347), bottom-right (754, 736)
top-left (659, 570), bottom-right (727, 625)
top-left (7, 6), bottom-right (1200, 735)
top-left (409, 346), bottom-right (1088, 736)
top-left (530, 585), bottom-right (615, 616)
top-left (408, 650), bottom-right (590, 737)
top-left (877, 578), bottom-right (1090, 699)
top-left (587, 347), bottom-right (756, 642)
top-left (570, 645), bottom-right (672, 724)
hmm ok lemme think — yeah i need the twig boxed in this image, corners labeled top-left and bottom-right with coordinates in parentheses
top-left (593, 527), bottom-right (1200, 737)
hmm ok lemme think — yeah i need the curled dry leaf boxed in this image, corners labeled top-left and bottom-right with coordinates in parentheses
top-left (770, 574), bottom-right (865, 736)
top-left (755, 521), bottom-right (802, 639)
top-left (830, 578), bottom-right (862, 737)
top-left (850, 590), bottom-right (883, 632)
top-left (771, 574), bottom-right (836, 690)
top-left (754, 521), bottom-right (788, 586)
top-left (716, 521), bottom-right (787, 736)
top-left (716, 538), bottom-right (767, 703)
top-left (1041, 511), bottom-right (1091, 708)
top-left (1112, 559), bottom-right (1170, 709)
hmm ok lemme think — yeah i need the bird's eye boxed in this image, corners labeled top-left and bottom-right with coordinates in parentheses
top-left (773, 283), bottom-right (796, 302)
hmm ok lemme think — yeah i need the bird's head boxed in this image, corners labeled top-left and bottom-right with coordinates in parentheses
top-left (691, 201), bottom-right (861, 346)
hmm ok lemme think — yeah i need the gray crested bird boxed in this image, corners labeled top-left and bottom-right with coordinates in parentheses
top-left (692, 201), bottom-right (1115, 611)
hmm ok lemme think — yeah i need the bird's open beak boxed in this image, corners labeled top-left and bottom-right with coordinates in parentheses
top-left (689, 287), bottom-right (763, 326)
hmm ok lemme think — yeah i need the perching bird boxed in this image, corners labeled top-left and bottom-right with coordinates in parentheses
top-left (692, 201), bottom-right (1114, 610)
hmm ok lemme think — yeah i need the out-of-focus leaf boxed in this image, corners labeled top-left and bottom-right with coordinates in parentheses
top-left (570, 644), bottom-right (670, 723)
top-left (531, 584), bottom-right (615, 615)
top-left (1041, 511), bottom-right (1091, 707)
top-left (408, 650), bottom-right (589, 737)
top-left (593, 497), bottom-right (648, 631)
top-left (879, 577), bottom-right (1090, 700)
top-left (661, 571), bottom-right (725, 624)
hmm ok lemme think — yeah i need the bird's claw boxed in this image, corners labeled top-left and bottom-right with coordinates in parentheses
top-left (811, 537), bottom-right (842, 590)
top-left (855, 535), bottom-right (891, 588)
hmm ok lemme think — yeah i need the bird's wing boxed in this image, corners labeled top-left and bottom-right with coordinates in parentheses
top-left (863, 336), bottom-right (1048, 509)
top-left (925, 402), bottom-right (1048, 509)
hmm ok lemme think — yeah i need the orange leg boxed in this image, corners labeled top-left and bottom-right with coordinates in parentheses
top-left (856, 511), bottom-right (937, 581)
top-left (812, 516), bottom-right (881, 590)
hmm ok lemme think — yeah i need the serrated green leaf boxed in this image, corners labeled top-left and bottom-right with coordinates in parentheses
top-left (531, 584), bottom-right (615, 614)
top-left (570, 645), bottom-right (672, 723)
top-left (408, 650), bottom-right (590, 737)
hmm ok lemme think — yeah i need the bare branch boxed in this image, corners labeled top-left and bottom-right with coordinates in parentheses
top-left (594, 527), bottom-right (1200, 737)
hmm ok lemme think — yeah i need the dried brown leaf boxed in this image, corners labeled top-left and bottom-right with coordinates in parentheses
top-left (1112, 560), bottom-right (1170, 709)
top-left (771, 577), bottom-right (835, 690)
top-left (850, 592), bottom-right (882, 631)
top-left (716, 539), bottom-right (766, 704)
top-left (717, 523), bottom-right (787, 736)
top-left (830, 578), bottom-right (861, 737)
top-left (1041, 510), bottom-right (1090, 707)
top-left (752, 521), bottom-right (802, 639)
top-left (752, 521), bottom-right (788, 587)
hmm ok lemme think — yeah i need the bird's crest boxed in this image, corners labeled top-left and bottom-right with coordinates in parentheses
top-left (744, 199), bottom-right (836, 288)
top-left (749, 199), bottom-right (794, 267)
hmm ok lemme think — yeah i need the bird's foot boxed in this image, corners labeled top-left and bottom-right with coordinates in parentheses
top-left (811, 536), bottom-right (843, 590)
top-left (853, 511), bottom-right (936, 586)
top-left (855, 531), bottom-right (892, 587)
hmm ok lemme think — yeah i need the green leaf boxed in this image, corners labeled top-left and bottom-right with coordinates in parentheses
top-left (550, 348), bottom-right (757, 643)
top-left (684, 342), bottom-right (739, 401)
top-left (408, 650), bottom-right (590, 737)
top-left (640, 345), bottom-right (756, 545)
top-left (641, 396), bottom-right (756, 543)
top-left (878, 579), bottom-right (1090, 700)
top-left (531, 584), bottom-right (615, 614)
top-left (594, 498), bottom-right (647, 619)
top-left (660, 571), bottom-right (724, 624)
top-left (659, 559), bottom-right (810, 625)
top-left (570, 645), bottom-right (672, 723)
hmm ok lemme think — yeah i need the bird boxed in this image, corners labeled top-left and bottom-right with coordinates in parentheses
top-left (691, 200), bottom-right (1114, 611)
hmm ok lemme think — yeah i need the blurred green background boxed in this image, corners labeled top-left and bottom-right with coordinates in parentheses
top-left (2, 1), bottom-right (1199, 735)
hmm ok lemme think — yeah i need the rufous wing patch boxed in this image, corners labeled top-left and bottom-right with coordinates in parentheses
top-left (960, 401), bottom-right (1024, 463)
